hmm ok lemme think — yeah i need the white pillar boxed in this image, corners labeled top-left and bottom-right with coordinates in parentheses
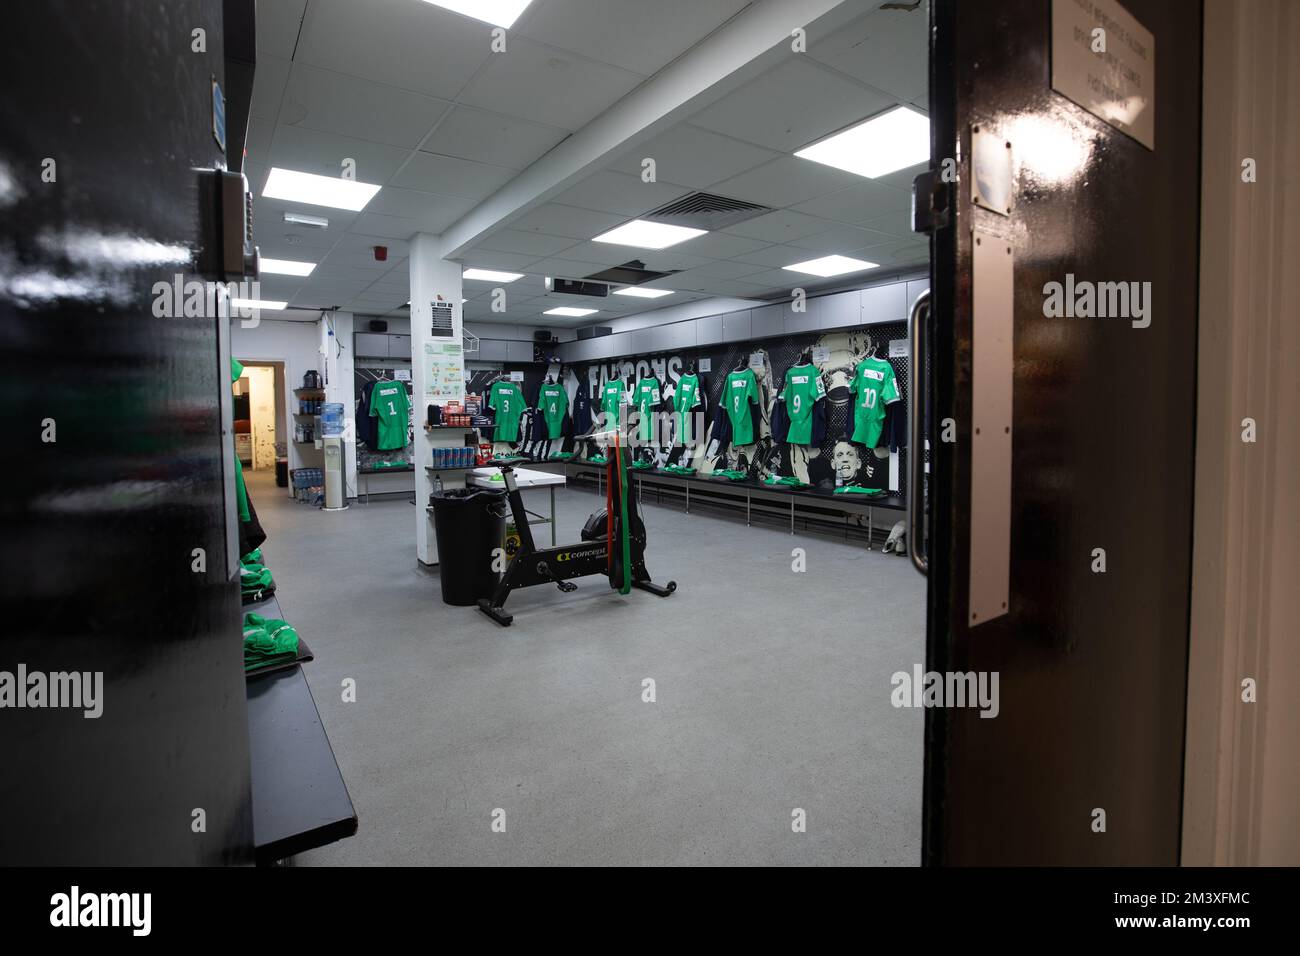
top-left (319, 311), bottom-right (357, 498)
top-left (410, 233), bottom-right (465, 565)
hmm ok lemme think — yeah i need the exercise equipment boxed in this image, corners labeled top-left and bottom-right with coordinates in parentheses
top-left (477, 438), bottom-right (676, 626)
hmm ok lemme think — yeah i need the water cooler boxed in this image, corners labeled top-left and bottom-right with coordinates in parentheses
top-left (321, 403), bottom-right (347, 511)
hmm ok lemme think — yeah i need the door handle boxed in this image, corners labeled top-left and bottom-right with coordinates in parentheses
top-left (908, 290), bottom-right (930, 577)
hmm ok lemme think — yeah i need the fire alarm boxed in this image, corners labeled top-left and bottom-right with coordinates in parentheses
top-left (373, 245), bottom-right (388, 262)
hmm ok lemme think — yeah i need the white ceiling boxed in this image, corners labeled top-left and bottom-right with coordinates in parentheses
top-left (244, 0), bottom-right (929, 328)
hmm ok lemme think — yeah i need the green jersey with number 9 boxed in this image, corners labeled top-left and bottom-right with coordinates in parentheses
top-left (780, 363), bottom-right (825, 445)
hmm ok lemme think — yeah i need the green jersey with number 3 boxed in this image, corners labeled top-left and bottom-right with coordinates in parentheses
top-left (370, 380), bottom-right (411, 450)
top-left (487, 380), bottom-right (525, 442)
top-left (538, 382), bottom-right (568, 439)
top-left (849, 356), bottom-right (899, 447)
top-left (780, 363), bottom-right (825, 445)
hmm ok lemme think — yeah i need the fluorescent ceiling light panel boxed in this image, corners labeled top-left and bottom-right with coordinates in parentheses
top-left (231, 298), bottom-right (287, 310)
top-left (544, 307), bottom-right (598, 317)
top-left (282, 211), bottom-right (329, 228)
top-left (262, 167), bottom-right (381, 212)
top-left (593, 220), bottom-right (707, 250)
top-left (260, 257), bottom-right (316, 277)
top-left (782, 255), bottom-right (879, 278)
top-left (794, 106), bottom-right (930, 179)
top-left (419, 0), bottom-right (534, 28)
top-left (463, 268), bottom-right (523, 282)
top-left (613, 287), bottom-right (674, 299)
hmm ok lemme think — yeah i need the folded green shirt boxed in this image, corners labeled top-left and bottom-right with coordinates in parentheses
top-left (243, 613), bottom-right (299, 672)
top-left (834, 485), bottom-right (887, 496)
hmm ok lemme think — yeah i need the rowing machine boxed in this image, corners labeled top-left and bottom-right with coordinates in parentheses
top-left (477, 447), bottom-right (676, 626)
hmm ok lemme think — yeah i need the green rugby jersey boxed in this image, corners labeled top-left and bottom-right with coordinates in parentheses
top-left (487, 380), bottom-right (525, 442)
top-left (723, 369), bottom-right (760, 445)
top-left (674, 374), bottom-right (702, 445)
top-left (601, 380), bottom-right (627, 430)
top-left (849, 356), bottom-right (899, 448)
top-left (634, 377), bottom-right (661, 442)
top-left (780, 363), bottom-right (825, 445)
top-left (370, 380), bottom-right (411, 450)
top-left (537, 382), bottom-right (568, 439)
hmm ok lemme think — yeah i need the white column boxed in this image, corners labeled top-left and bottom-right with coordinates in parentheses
top-left (320, 311), bottom-right (357, 497)
top-left (410, 234), bottom-right (465, 565)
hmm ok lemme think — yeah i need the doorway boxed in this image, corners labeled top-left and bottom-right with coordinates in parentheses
top-left (236, 361), bottom-right (287, 472)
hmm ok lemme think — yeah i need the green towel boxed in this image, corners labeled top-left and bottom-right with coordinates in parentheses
top-left (239, 562), bottom-right (275, 601)
top-left (763, 475), bottom-right (810, 489)
top-left (663, 464), bottom-right (696, 476)
top-left (630, 459), bottom-right (655, 470)
top-left (586, 455), bottom-right (608, 465)
top-left (240, 548), bottom-right (262, 565)
top-left (712, 468), bottom-right (749, 481)
top-left (549, 452), bottom-right (576, 461)
top-left (242, 613), bottom-right (299, 671)
top-left (834, 485), bottom-right (887, 496)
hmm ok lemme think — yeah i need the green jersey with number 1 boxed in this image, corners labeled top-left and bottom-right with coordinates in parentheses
top-left (850, 356), bottom-right (899, 448)
top-left (370, 380), bottom-right (411, 450)
top-left (538, 382), bottom-right (568, 439)
top-left (780, 363), bottom-right (825, 445)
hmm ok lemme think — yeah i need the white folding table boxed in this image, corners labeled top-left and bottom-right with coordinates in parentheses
top-left (468, 466), bottom-right (566, 546)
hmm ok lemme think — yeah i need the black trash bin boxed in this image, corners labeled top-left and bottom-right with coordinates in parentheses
top-left (274, 457), bottom-right (289, 488)
top-left (430, 487), bottom-right (507, 606)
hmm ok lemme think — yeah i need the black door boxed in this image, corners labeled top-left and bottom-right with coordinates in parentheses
top-left (0, 1), bottom-right (253, 864)
top-left (921, 0), bottom-right (1201, 864)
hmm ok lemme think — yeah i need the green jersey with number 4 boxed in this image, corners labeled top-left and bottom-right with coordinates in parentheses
top-left (370, 380), bottom-right (411, 450)
top-left (538, 382), bottom-right (568, 439)
top-left (780, 363), bottom-right (825, 445)
top-left (487, 380), bottom-right (525, 442)
top-left (724, 369), bottom-right (760, 445)
top-left (850, 356), bottom-right (899, 448)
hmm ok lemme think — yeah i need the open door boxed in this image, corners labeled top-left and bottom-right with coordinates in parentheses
top-left (919, 0), bottom-right (1202, 864)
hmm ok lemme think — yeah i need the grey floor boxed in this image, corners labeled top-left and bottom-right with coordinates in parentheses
top-left (247, 468), bottom-right (924, 866)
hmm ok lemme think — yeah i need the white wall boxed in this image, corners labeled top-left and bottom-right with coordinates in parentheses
top-left (230, 317), bottom-right (324, 485)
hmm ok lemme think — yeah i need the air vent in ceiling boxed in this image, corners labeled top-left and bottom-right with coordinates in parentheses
top-left (584, 260), bottom-right (677, 286)
top-left (643, 191), bottom-right (772, 231)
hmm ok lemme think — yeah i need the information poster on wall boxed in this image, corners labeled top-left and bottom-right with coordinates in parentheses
top-left (1051, 0), bottom-right (1155, 149)
top-left (424, 341), bottom-right (465, 402)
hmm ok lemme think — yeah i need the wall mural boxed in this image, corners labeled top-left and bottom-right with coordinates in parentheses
top-left (472, 323), bottom-right (909, 493)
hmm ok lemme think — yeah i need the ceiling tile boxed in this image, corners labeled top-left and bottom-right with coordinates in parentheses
top-left (250, 55), bottom-right (291, 123)
top-left (723, 209), bottom-right (829, 243)
top-left (608, 124), bottom-right (779, 189)
top-left (294, 0), bottom-right (493, 100)
top-left (261, 123), bottom-right (412, 183)
top-left (856, 210), bottom-right (915, 240)
top-left (519, 0), bottom-right (749, 77)
top-left (460, 250), bottom-right (543, 272)
top-left (426, 107), bottom-right (570, 170)
top-left (707, 155), bottom-right (864, 209)
top-left (680, 259), bottom-right (769, 279)
top-left (365, 188), bottom-right (477, 233)
top-left (350, 211), bottom-right (419, 241)
top-left (389, 151), bottom-right (516, 199)
top-left (872, 160), bottom-right (930, 193)
top-left (672, 231), bottom-right (771, 260)
top-left (791, 179), bottom-right (913, 223)
top-left (806, 7), bottom-right (929, 103)
top-left (508, 203), bottom-right (626, 241)
top-left (551, 170), bottom-right (688, 216)
top-left (524, 256), bottom-right (618, 278)
top-left (730, 243), bottom-right (826, 269)
top-left (458, 37), bottom-right (644, 131)
top-left (281, 62), bottom-right (451, 148)
top-left (476, 229), bottom-right (579, 257)
top-left (787, 223), bottom-right (899, 253)
top-left (256, 0), bottom-right (308, 59)
top-left (689, 58), bottom-right (894, 153)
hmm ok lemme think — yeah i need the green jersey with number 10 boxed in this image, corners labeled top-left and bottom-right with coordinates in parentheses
top-left (850, 356), bottom-right (899, 448)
